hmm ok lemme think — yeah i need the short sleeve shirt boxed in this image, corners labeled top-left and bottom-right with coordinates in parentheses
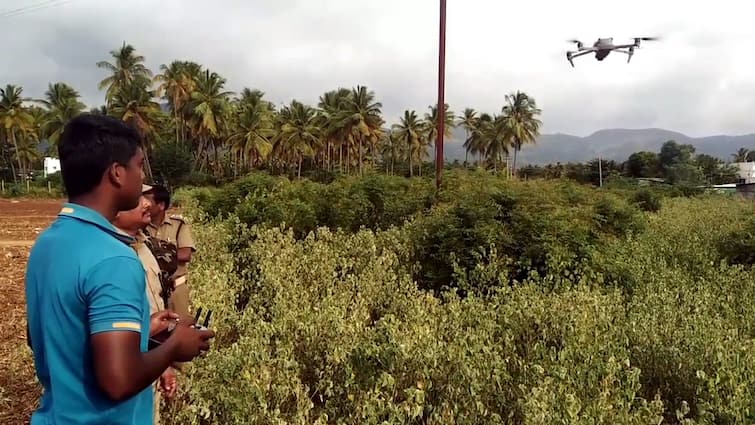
top-left (145, 216), bottom-right (195, 278)
top-left (25, 203), bottom-right (153, 425)
top-left (133, 232), bottom-right (164, 314)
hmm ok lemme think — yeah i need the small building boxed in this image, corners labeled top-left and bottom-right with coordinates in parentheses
top-left (43, 157), bottom-right (61, 177)
top-left (734, 162), bottom-right (755, 184)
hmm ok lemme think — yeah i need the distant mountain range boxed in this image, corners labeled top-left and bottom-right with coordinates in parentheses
top-left (442, 128), bottom-right (755, 165)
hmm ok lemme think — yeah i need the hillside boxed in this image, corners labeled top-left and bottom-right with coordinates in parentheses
top-left (443, 128), bottom-right (755, 165)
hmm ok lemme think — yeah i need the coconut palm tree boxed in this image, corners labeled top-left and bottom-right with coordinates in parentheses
top-left (155, 60), bottom-right (198, 145)
top-left (227, 89), bottom-right (275, 171)
top-left (275, 100), bottom-right (321, 178)
top-left (337, 85), bottom-right (383, 175)
top-left (36, 82), bottom-right (86, 149)
top-left (500, 91), bottom-right (542, 176)
top-left (0, 85), bottom-right (35, 181)
top-left (379, 129), bottom-right (403, 175)
top-left (109, 79), bottom-right (162, 178)
top-left (189, 70), bottom-right (233, 173)
top-left (318, 88), bottom-right (352, 173)
top-left (424, 103), bottom-right (455, 166)
top-left (466, 112), bottom-right (494, 168)
top-left (485, 114), bottom-right (511, 173)
top-left (732, 148), bottom-right (753, 162)
top-left (392, 110), bottom-right (425, 177)
top-left (97, 42), bottom-right (153, 105)
top-left (458, 108), bottom-right (477, 166)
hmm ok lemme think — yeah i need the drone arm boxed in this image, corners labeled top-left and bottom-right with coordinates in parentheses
top-left (568, 49), bottom-right (594, 58)
top-left (566, 49), bottom-right (594, 67)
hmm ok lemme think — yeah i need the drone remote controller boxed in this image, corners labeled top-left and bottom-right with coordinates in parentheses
top-left (148, 307), bottom-right (213, 350)
top-left (191, 307), bottom-right (212, 331)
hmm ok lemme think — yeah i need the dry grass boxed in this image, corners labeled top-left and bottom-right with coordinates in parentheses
top-left (0, 199), bottom-right (60, 425)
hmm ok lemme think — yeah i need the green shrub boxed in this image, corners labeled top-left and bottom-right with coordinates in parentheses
top-left (167, 222), bottom-right (664, 425)
top-left (593, 195), bottom-right (644, 237)
top-left (716, 219), bottom-right (755, 268)
top-left (632, 189), bottom-right (662, 212)
top-left (164, 175), bottom-right (755, 424)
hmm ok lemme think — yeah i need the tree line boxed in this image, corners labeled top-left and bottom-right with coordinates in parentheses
top-left (519, 140), bottom-right (752, 186)
top-left (0, 42), bottom-right (542, 185)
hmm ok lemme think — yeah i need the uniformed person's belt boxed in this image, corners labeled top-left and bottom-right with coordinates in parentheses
top-left (174, 275), bottom-right (187, 287)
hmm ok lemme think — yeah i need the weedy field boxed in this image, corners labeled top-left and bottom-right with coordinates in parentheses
top-left (3, 171), bottom-right (755, 424)
top-left (0, 198), bottom-right (60, 425)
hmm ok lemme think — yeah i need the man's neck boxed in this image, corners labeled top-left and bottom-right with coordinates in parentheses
top-left (152, 211), bottom-right (166, 227)
top-left (69, 192), bottom-right (119, 222)
top-left (123, 228), bottom-right (139, 237)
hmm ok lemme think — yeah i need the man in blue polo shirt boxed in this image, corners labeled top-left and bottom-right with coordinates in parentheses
top-left (25, 114), bottom-right (215, 425)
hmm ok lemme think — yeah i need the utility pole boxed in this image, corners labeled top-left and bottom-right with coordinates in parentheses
top-left (598, 155), bottom-right (603, 188)
top-left (435, 0), bottom-right (447, 191)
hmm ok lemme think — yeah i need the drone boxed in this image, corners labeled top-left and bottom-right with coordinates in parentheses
top-left (566, 37), bottom-right (659, 67)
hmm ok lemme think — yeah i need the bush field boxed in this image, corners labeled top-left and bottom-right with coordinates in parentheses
top-left (152, 171), bottom-right (755, 424)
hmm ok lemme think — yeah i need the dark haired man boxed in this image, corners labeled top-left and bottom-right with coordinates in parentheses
top-left (25, 114), bottom-right (213, 425)
top-left (143, 184), bottom-right (195, 318)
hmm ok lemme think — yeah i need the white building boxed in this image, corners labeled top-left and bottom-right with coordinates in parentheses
top-left (44, 157), bottom-right (61, 177)
top-left (734, 162), bottom-right (755, 184)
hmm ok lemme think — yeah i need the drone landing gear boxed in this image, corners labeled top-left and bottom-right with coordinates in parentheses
top-left (612, 47), bottom-right (635, 63)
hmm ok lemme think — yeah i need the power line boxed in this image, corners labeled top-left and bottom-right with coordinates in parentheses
top-left (0, 0), bottom-right (74, 19)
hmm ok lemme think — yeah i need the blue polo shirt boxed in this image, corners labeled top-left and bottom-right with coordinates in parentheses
top-left (25, 203), bottom-right (153, 425)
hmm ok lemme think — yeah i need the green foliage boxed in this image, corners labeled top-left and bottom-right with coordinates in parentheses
top-left (593, 195), bottom-right (645, 237)
top-left (631, 189), bottom-right (662, 212)
top-left (716, 218), bottom-right (755, 268)
top-left (151, 140), bottom-right (194, 186)
top-left (174, 173), bottom-right (755, 424)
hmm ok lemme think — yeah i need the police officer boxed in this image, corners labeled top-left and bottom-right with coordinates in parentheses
top-left (142, 184), bottom-right (195, 319)
top-left (113, 184), bottom-right (177, 425)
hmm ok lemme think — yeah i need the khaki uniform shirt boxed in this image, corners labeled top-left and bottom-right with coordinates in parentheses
top-left (115, 227), bottom-right (164, 314)
top-left (133, 232), bottom-right (165, 315)
top-left (145, 215), bottom-right (196, 282)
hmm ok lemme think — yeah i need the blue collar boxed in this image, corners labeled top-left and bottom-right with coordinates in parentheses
top-left (58, 202), bottom-right (135, 245)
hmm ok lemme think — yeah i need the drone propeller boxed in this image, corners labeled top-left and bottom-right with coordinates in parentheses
top-left (633, 36), bottom-right (660, 43)
top-left (567, 39), bottom-right (584, 48)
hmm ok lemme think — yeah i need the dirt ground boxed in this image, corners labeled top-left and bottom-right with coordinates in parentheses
top-left (0, 198), bottom-right (62, 424)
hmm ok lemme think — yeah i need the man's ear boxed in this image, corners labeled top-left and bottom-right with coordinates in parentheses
top-left (107, 162), bottom-right (125, 188)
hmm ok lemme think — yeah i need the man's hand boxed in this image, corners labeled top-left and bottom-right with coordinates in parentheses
top-left (150, 310), bottom-right (179, 337)
top-left (165, 317), bottom-right (215, 362)
top-left (159, 367), bottom-right (177, 399)
top-left (177, 247), bottom-right (193, 263)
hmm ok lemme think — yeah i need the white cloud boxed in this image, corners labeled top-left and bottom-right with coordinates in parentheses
top-left (2, 0), bottom-right (754, 136)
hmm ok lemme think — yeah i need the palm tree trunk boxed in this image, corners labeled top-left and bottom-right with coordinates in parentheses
top-left (512, 147), bottom-right (518, 179)
top-left (409, 153), bottom-right (413, 178)
top-left (298, 156), bottom-right (302, 179)
top-left (10, 131), bottom-right (20, 183)
top-left (358, 138), bottom-right (363, 176)
top-left (194, 136), bottom-right (205, 170)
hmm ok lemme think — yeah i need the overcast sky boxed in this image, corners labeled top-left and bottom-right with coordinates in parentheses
top-left (3, 0), bottom-right (754, 137)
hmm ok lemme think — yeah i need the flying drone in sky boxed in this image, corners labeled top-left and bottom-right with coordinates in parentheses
top-left (566, 37), bottom-right (660, 67)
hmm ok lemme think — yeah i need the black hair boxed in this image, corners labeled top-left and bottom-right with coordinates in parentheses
top-left (149, 184), bottom-right (171, 209)
top-left (58, 113), bottom-right (142, 199)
